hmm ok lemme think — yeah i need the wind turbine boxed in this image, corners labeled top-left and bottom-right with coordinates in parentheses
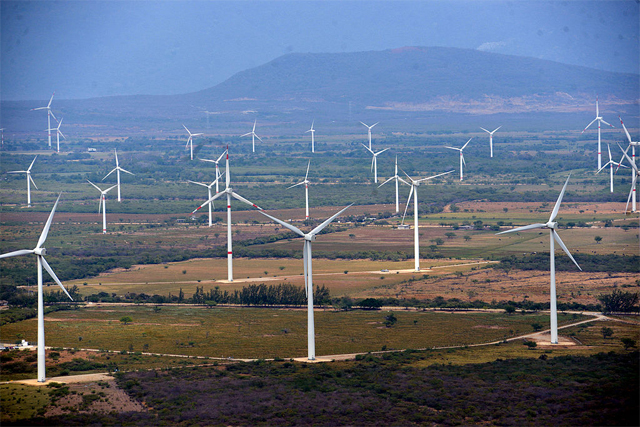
top-left (87, 180), bottom-right (117, 234)
top-left (596, 144), bottom-right (626, 193)
top-left (362, 144), bottom-right (389, 183)
top-left (0, 195), bottom-right (73, 382)
top-left (446, 138), bottom-right (473, 181)
top-left (200, 149), bottom-right (227, 194)
top-left (241, 120), bottom-right (263, 153)
top-left (398, 169), bottom-right (454, 271)
top-left (183, 125), bottom-right (203, 160)
top-left (619, 116), bottom-right (639, 212)
top-left (496, 176), bottom-right (581, 344)
top-left (479, 126), bottom-right (501, 158)
top-left (102, 149), bottom-right (134, 202)
top-left (45, 118), bottom-right (66, 153)
top-left (1, 128), bottom-right (4, 147)
top-left (191, 148), bottom-right (264, 282)
top-left (188, 172), bottom-right (222, 227)
top-left (360, 121), bottom-right (379, 150)
top-left (581, 96), bottom-right (614, 170)
top-left (288, 160), bottom-right (312, 219)
top-left (617, 143), bottom-right (640, 214)
top-left (379, 155), bottom-right (401, 213)
top-left (8, 156), bottom-right (38, 207)
top-left (306, 120), bottom-right (316, 153)
top-left (31, 92), bottom-right (57, 148)
top-left (259, 204), bottom-right (352, 360)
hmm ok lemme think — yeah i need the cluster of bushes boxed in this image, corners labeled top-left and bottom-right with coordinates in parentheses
top-left (496, 254), bottom-right (639, 273)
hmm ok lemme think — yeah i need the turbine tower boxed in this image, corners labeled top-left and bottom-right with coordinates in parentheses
top-left (183, 125), bottom-right (203, 161)
top-left (241, 120), bottom-right (263, 153)
top-left (362, 143), bottom-right (389, 183)
top-left (480, 126), bottom-right (501, 158)
top-left (398, 169), bottom-right (454, 271)
top-left (617, 143), bottom-right (640, 214)
top-left (8, 156), bottom-right (38, 207)
top-left (360, 121), bottom-right (379, 150)
top-left (1, 128), bottom-right (4, 146)
top-left (497, 176), bottom-right (581, 344)
top-left (0, 195), bottom-right (73, 382)
top-left (200, 149), bottom-right (227, 194)
top-left (619, 116), bottom-right (638, 212)
top-left (188, 173), bottom-right (222, 227)
top-left (288, 160), bottom-right (312, 219)
top-left (87, 180), bottom-right (117, 234)
top-left (306, 121), bottom-right (316, 153)
top-left (581, 96), bottom-right (614, 170)
top-left (45, 118), bottom-right (66, 153)
top-left (379, 155), bottom-right (401, 213)
top-left (259, 205), bottom-right (352, 360)
top-left (597, 144), bottom-right (626, 193)
top-left (102, 149), bottom-right (134, 202)
top-left (446, 138), bottom-right (473, 181)
top-left (31, 92), bottom-right (57, 148)
top-left (191, 148), bottom-right (264, 282)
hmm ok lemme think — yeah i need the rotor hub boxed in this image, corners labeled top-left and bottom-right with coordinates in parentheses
top-left (546, 221), bottom-right (557, 230)
top-left (304, 234), bottom-right (316, 242)
top-left (34, 248), bottom-right (46, 256)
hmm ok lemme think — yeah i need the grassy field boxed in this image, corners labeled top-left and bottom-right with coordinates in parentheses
top-left (0, 306), bottom-right (590, 360)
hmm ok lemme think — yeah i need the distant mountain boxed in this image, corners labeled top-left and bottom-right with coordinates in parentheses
top-left (2, 47), bottom-right (638, 134)
top-left (185, 46), bottom-right (638, 113)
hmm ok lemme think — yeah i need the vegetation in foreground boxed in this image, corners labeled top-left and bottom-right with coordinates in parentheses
top-left (6, 350), bottom-right (637, 426)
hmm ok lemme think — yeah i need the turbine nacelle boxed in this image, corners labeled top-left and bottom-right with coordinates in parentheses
top-left (545, 221), bottom-right (558, 230)
top-left (34, 248), bottom-right (46, 256)
top-left (304, 234), bottom-right (316, 242)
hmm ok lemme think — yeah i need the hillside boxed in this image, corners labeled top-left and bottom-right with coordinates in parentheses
top-left (2, 47), bottom-right (638, 134)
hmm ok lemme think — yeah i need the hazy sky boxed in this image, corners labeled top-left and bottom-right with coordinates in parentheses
top-left (1, 1), bottom-right (638, 101)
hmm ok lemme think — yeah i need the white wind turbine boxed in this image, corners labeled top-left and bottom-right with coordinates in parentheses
top-left (362, 144), bottom-right (389, 183)
top-left (581, 96), bottom-right (614, 170)
top-left (379, 155), bottom-right (401, 213)
top-left (288, 160), bottom-right (312, 220)
top-left (102, 149), bottom-right (134, 202)
top-left (497, 175), bottom-right (581, 344)
top-left (200, 149), bottom-right (228, 194)
top-left (618, 116), bottom-right (639, 212)
top-left (191, 148), bottom-right (264, 282)
top-left (8, 156), bottom-right (38, 207)
top-left (1, 128), bottom-right (5, 147)
top-left (31, 92), bottom-right (57, 148)
top-left (242, 120), bottom-right (263, 153)
top-left (617, 143), bottom-right (640, 214)
top-left (480, 126), bottom-right (501, 158)
top-left (360, 121), bottom-right (379, 150)
top-left (596, 144), bottom-right (626, 193)
top-left (188, 172), bottom-right (222, 227)
top-left (183, 125), bottom-right (203, 160)
top-left (259, 204), bottom-right (352, 360)
top-left (398, 169), bottom-right (454, 271)
top-left (45, 118), bottom-right (66, 153)
top-left (446, 138), bottom-right (473, 181)
top-left (87, 180), bottom-right (117, 234)
top-left (306, 120), bottom-right (316, 153)
top-left (0, 195), bottom-right (73, 382)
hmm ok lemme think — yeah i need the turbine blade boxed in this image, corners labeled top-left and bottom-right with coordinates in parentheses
top-left (119, 168), bottom-right (134, 176)
top-left (416, 170), bottom-right (454, 183)
top-left (216, 150), bottom-right (227, 163)
top-left (401, 186), bottom-right (414, 225)
top-left (361, 143), bottom-right (374, 154)
top-left (230, 191), bottom-right (263, 210)
top-left (619, 116), bottom-right (633, 144)
top-left (581, 118), bottom-right (597, 133)
top-left (479, 127), bottom-right (490, 133)
top-left (371, 122), bottom-right (379, 128)
top-left (29, 175), bottom-right (38, 190)
top-left (549, 175), bottom-right (571, 222)
top-left (103, 168), bottom-right (117, 180)
top-left (105, 185), bottom-right (118, 194)
top-left (183, 124), bottom-right (190, 133)
top-left (461, 138), bottom-right (473, 150)
top-left (191, 191), bottom-right (225, 213)
top-left (258, 211), bottom-right (305, 237)
top-left (304, 160), bottom-right (311, 181)
top-left (0, 249), bottom-right (35, 259)
top-left (617, 143), bottom-right (639, 173)
top-left (188, 180), bottom-right (208, 187)
top-left (496, 223), bottom-right (547, 235)
top-left (255, 134), bottom-right (263, 142)
top-left (445, 146), bottom-right (460, 151)
top-left (41, 257), bottom-right (73, 300)
top-left (374, 148), bottom-right (389, 156)
top-left (397, 176), bottom-right (411, 187)
top-left (28, 156), bottom-right (38, 171)
top-left (288, 181), bottom-right (305, 189)
top-left (378, 176), bottom-right (395, 188)
top-left (36, 194), bottom-right (61, 249)
top-left (492, 126), bottom-right (501, 133)
top-left (309, 204), bottom-right (353, 236)
top-left (552, 230), bottom-right (582, 271)
top-left (600, 119), bottom-right (614, 128)
top-left (47, 92), bottom-right (54, 108)
top-left (241, 132), bottom-right (252, 137)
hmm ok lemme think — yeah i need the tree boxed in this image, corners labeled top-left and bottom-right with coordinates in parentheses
top-left (120, 316), bottom-right (132, 325)
top-left (504, 305), bottom-right (516, 315)
top-left (360, 298), bottom-right (383, 310)
top-left (445, 232), bottom-right (456, 239)
top-left (621, 338), bottom-right (636, 350)
top-left (384, 313), bottom-right (397, 327)
top-left (601, 327), bottom-right (614, 339)
top-left (531, 322), bottom-right (543, 332)
top-left (463, 235), bottom-right (472, 242)
top-left (598, 290), bottom-right (639, 313)
top-left (594, 236), bottom-right (603, 244)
